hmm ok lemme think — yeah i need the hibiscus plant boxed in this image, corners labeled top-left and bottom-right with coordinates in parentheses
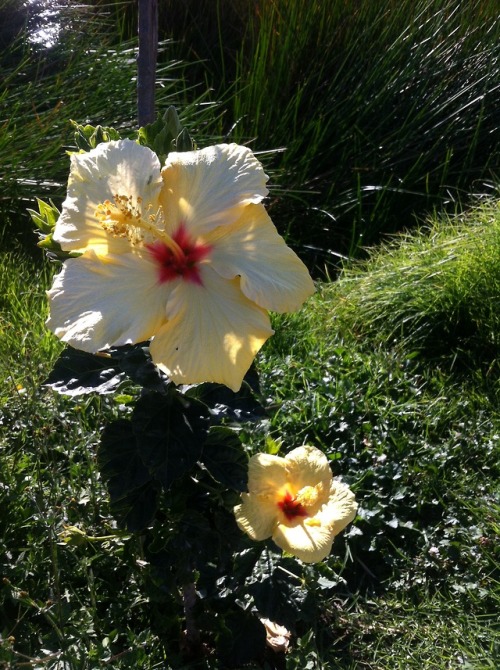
top-left (30, 109), bottom-right (356, 667)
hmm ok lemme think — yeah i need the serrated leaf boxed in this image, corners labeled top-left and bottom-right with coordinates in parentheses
top-left (98, 419), bottom-right (158, 531)
top-left (248, 552), bottom-right (316, 630)
top-left (201, 427), bottom-right (248, 491)
top-left (185, 378), bottom-right (266, 423)
top-left (109, 343), bottom-right (169, 393)
top-left (132, 389), bottom-right (211, 490)
top-left (44, 347), bottom-right (125, 395)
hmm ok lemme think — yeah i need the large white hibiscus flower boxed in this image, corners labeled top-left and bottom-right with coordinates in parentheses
top-left (47, 139), bottom-right (315, 391)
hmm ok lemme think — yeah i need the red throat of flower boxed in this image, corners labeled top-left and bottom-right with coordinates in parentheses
top-left (277, 490), bottom-right (309, 521)
top-left (146, 224), bottom-right (212, 285)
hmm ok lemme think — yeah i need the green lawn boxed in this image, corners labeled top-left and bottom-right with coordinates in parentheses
top-left (1, 199), bottom-right (498, 668)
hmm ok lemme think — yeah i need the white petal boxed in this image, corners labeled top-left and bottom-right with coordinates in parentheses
top-left (160, 144), bottom-right (268, 237)
top-left (208, 205), bottom-right (315, 312)
top-left (149, 267), bottom-right (274, 391)
top-left (47, 249), bottom-right (171, 351)
top-left (54, 139), bottom-right (162, 253)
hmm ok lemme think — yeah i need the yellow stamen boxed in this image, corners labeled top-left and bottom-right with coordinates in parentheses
top-left (305, 518), bottom-right (322, 527)
top-left (295, 483), bottom-right (323, 509)
top-left (95, 194), bottom-right (184, 259)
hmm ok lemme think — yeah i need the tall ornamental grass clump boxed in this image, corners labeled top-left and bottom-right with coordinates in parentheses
top-left (2, 0), bottom-right (499, 270)
top-left (0, 3), bottom-right (200, 250)
top-left (123, 0), bottom-right (500, 263)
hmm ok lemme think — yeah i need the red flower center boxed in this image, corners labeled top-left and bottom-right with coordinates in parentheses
top-left (146, 224), bottom-right (212, 285)
top-left (277, 490), bottom-right (308, 521)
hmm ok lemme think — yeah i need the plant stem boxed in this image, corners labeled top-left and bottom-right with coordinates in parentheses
top-left (182, 582), bottom-right (201, 652)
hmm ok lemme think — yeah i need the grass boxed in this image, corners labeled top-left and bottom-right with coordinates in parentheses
top-left (151, 0), bottom-right (500, 261)
top-left (1, 198), bottom-right (499, 667)
top-left (322, 197), bottom-right (500, 370)
top-left (2, 0), bottom-right (500, 271)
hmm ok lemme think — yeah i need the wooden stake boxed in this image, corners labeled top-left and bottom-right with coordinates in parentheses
top-left (137, 0), bottom-right (158, 127)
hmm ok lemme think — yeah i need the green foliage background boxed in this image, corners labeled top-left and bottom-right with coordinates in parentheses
top-left (0, 0), bottom-right (499, 667)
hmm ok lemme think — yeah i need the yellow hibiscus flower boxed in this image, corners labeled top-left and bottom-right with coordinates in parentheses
top-left (234, 446), bottom-right (357, 563)
top-left (46, 139), bottom-right (315, 391)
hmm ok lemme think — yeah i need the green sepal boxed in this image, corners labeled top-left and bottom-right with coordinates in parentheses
top-left (28, 198), bottom-right (80, 261)
top-left (137, 106), bottom-right (195, 162)
top-left (27, 197), bottom-right (59, 234)
top-left (71, 120), bottom-right (121, 152)
top-left (36, 232), bottom-right (81, 261)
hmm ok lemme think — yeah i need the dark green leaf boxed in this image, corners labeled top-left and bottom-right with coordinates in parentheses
top-left (201, 427), bottom-right (248, 491)
top-left (44, 347), bottom-right (125, 395)
top-left (98, 419), bottom-right (158, 531)
top-left (248, 552), bottom-right (316, 630)
top-left (109, 343), bottom-right (169, 393)
top-left (185, 378), bottom-right (266, 423)
top-left (132, 389), bottom-right (211, 489)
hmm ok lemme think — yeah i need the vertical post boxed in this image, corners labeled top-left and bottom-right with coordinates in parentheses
top-left (137, 0), bottom-right (158, 127)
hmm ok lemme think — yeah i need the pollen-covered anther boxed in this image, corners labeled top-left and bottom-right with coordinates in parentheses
top-left (295, 483), bottom-right (323, 508)
top-left (96, 195), bottom-right (146, 245)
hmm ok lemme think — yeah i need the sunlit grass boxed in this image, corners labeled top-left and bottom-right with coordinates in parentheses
top-left (1, 200), bottom-right (499, 666)
top-left (0, 247), bottom-right (62, 395)
top-left (323, 197), bottom-right (500, 371)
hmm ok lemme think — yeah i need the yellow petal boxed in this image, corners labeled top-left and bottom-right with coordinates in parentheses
top-left (149, 267), bottom-right (274, 391)
top-left (272, 517), bottom-right (335, 563)
top-left (320, 480), bottom-right (358, 535)
top-left (234, 494), bottom-right (277, 541)
top-left (47, 249), bottom-right (171, 351)
top-left (160, 144), bottom-right (268, 237)
top-left (285, 446), bottom-right (333, 491)
top-left (247, 453), bottom-right (289, 496)
top-left (208, 204), bottom-right (315, 312)
top-left (54, 139), bottom-right (162, 254)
